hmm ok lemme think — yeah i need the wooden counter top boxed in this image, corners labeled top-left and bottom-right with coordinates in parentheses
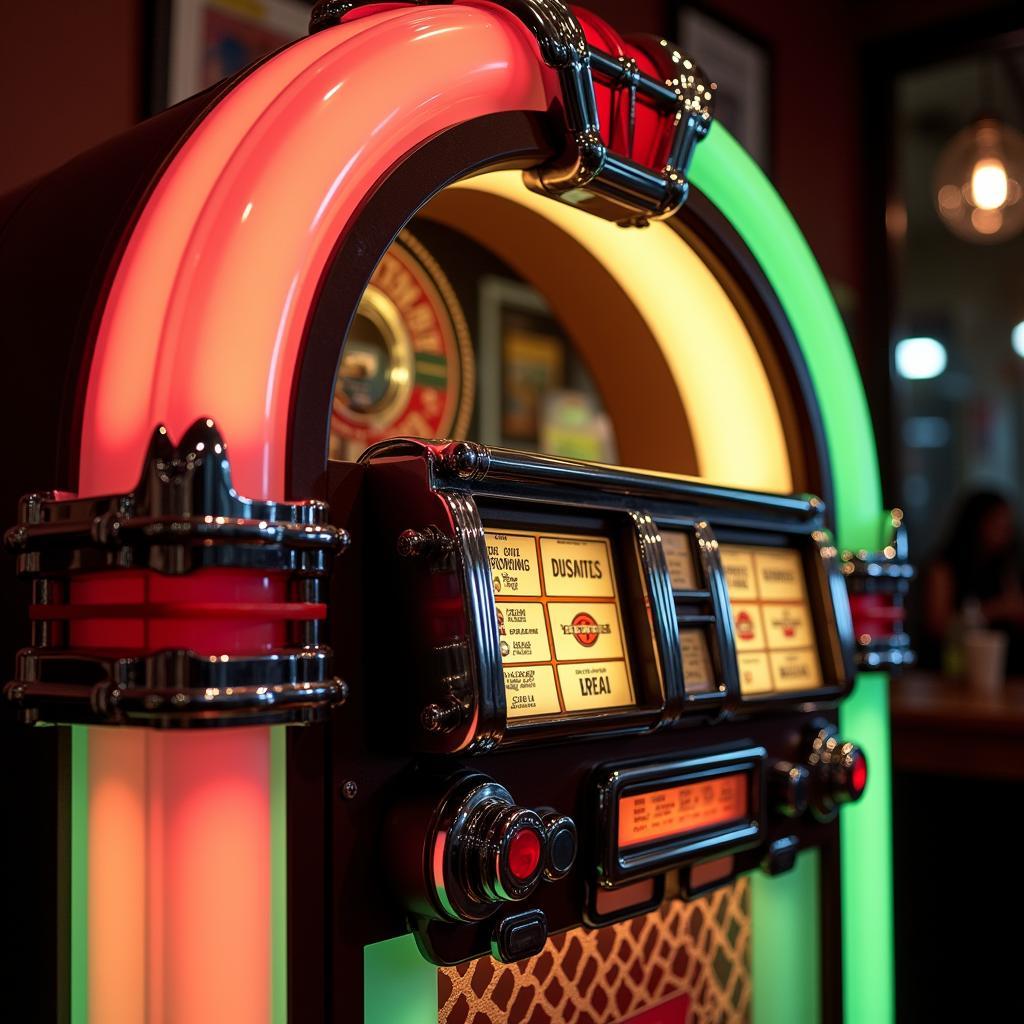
top-left (889, 671), bottom-right (1024, 779)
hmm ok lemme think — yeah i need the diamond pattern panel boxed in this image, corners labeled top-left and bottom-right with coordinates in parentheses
top-left (438, 880), bottom-right (750, 1024)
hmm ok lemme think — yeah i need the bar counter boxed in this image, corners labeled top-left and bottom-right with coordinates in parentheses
top-left (889, 670), bottom-right (1024, 780)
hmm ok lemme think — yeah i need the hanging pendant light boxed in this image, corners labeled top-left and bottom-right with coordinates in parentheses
top-left (934, 116), bottom-right (1024, 243)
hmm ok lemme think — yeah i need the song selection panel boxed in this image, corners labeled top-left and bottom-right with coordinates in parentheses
top-left (485, 529), bottom-right (636, 719)
top-left (719, 545), bottom-right (823, 695)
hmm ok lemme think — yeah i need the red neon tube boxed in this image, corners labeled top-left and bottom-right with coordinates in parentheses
top-left (75, 7), bottom-right (552, 1021)
top-left (81, 3), bottom-right (552, 500)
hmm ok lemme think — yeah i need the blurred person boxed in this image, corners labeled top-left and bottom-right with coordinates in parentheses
top-left (922, 490), bottom-right (1024, 675)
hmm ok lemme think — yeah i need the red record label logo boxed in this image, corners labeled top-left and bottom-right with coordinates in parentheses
top-left (329, 230), bottom-right (474, 460)
top-left (570, 612), bottom-right (601, 648)
top-left (735, 610), bottom-right (755, 641)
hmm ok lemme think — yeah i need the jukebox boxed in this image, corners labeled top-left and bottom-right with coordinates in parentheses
top-left (1, 3), bottom-right (912, 1023)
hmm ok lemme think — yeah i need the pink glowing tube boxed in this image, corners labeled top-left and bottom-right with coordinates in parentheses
top-left (81, 3), bottom-right (552, 500)
top-left (75, 7), bottom-right (552, 1021)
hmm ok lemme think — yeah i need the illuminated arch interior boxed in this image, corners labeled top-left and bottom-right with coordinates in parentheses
top-left (335, 170), bottom-right (795, 495)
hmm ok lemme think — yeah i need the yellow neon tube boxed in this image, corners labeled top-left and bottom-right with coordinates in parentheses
top-left (450, 171), bottom-right (793, 493)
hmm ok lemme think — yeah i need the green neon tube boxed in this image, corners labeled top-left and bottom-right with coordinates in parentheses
top-left (692, 126), bottom-right (894, 1024)
top-left (749, 850), bottom-right (821, 1024)
top-left (365, 935), bottom-right (438, 1024)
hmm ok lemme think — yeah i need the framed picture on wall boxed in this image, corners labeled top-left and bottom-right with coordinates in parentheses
top-left (477, 277), bottom-right (617, 462)
top-left (676, 7), bottom-right (772, 171)
top-left (148, 0), bottom-right (311, 111)
top-left (501, 326), bottom-right (567, 442)
top-left (478, 277), bottom-right (566, 448)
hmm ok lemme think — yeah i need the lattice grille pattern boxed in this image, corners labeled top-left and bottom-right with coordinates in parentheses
top-left (438, 881), bottom-right (750, 1024)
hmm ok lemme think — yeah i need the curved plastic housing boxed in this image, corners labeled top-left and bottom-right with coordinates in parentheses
top-left (80, 4), bottom-right (553, 502)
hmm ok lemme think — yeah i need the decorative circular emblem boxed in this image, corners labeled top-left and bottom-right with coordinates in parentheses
top-left (330, 230), bottom-right (475, 460)
top-left (570, 612), bottom-right (601, 648)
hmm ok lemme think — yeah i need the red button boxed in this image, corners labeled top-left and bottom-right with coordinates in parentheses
top-left (851, 752), bottom-right (868, 797)
top-left (507, 828), bottom-right (542, 881)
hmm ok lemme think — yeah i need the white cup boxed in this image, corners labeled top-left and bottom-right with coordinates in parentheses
top-left (963, 628), bottom-right (1008, 697)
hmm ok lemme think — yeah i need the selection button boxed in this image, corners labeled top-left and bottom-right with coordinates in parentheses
top-left (504, 665), bottom-right (561, 719)
top-left (548, 601), bottom-right (624, 661)
top-left (496, 602), bottom-right (551, 664)
top-left (558, 660), bottom-right (633, 712)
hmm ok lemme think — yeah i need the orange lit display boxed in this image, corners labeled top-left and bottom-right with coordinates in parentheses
top-left (617, 773), bottom-right (749, 850)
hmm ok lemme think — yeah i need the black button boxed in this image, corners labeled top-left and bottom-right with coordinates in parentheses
top-left (490, 909), bottom-right (548, 963)
top-left (539, 812), bottom-right (577, 881)
top-left (761, 835), bottom-right (800, 876)
top-left (549, 827), bottom-right (577, 875)
top-left (769, 760), bottom-right (810, 818)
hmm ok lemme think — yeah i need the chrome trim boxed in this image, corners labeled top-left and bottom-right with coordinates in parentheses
top-left (443, 440), bottom-right (491, 482)
top-left (6, 419), bottom-right (347, 575)
top-left (522, 20), bottom-right (716, 225)
top-left (630, 510), bottom-right (683, 719)
top-left (6, 647), bottom-right (345, 727)
top-left (841, 509), bottom-right (916, 669)
top-left (432, 441), bottom-right (819, 520)
top-left (815, 528), bottom-right (859, 686)
top-left (309, 0), bottom-right (714, 226)
top-left (6, 419), bottom-right (348, 727)
top-left (440, 490), bottom-right (505, 752)
top-left (692, 520), bottom-right (735, 704)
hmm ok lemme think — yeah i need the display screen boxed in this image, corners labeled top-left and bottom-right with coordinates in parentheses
top-left (719, 544), bottom-right (823, 695)
top-left (617, 772), bottom-right (749, 850)
top-left (485, 528), bottom-right (636, 720)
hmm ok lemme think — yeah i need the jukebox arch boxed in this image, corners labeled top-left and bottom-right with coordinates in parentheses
top-left (0, 5), bottom-right (892, 1024)
top-left (79, 5), bottom-right (810, 506)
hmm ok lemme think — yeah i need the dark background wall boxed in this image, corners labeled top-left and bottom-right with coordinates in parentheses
top-left (0, 1), bottom-right (140, 194)
top-left (0, 0), bottom-right (1010, 399)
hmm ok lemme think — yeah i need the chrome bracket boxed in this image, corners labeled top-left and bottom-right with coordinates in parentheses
top-left (5, 419), bottom-right (349, 727)
top-left (841, 510), bottom-right (916, 670)
top-left (309, 0), bottom-right (715, 226)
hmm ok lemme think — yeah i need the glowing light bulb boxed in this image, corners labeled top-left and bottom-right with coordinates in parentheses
top-left (934, 116), bottom-right (1024, 242)
top-left (894, 337), bottom-right (947, 380)
top-left (970, 156), bottom-right (1009, 210)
